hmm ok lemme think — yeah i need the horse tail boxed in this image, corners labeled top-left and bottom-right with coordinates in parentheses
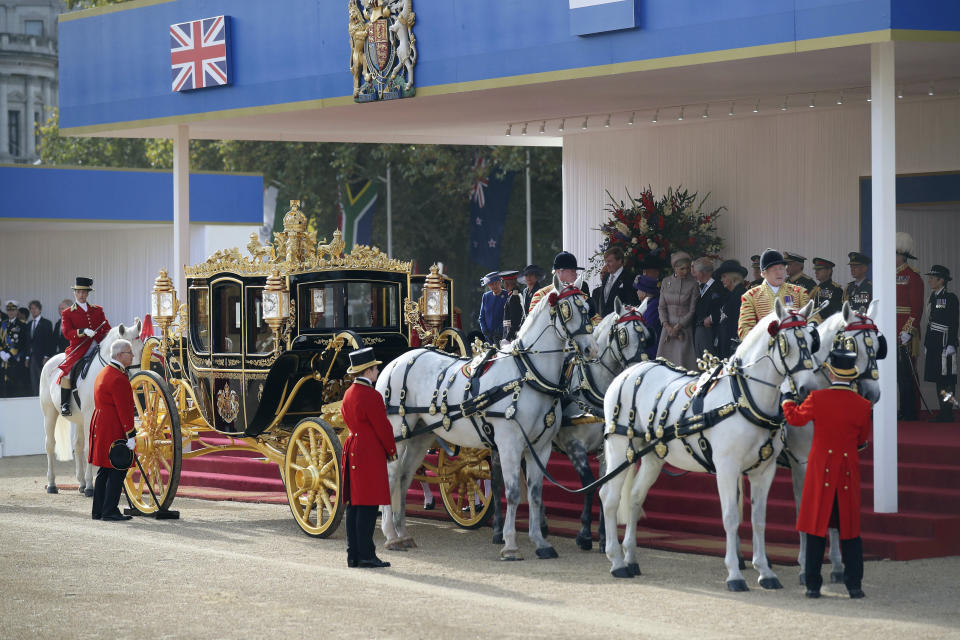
top-left (54, 417), bottom-right (73, 461)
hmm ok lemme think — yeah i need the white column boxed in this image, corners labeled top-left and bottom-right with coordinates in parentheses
top-left (0, 75), bottom-right (8, 159)
top-left (172, 125), bottom-right (191, 295)
top-left (25, 77), bottom-right (35, 157)
top-left (870, 41), bottom-right (897, 513)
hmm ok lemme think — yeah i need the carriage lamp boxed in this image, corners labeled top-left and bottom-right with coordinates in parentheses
top-left (263, 268), bottom-right (290, 351)
top-left (151, 269), bottom-right (179, 339)
top-left (421, 263), bottom-right (449, 333)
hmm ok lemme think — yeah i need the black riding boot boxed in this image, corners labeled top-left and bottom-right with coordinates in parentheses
top-left (61, 387), bottom-right (72, 416)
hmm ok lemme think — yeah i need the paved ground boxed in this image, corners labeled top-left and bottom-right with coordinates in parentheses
top-left (2, 455), bottom-right (958, 640)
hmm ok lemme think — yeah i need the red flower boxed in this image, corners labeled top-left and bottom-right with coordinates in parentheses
top-left (657, 215), bottom-right (664, 230)
top-left (548, 292), bottom-right (559, 306)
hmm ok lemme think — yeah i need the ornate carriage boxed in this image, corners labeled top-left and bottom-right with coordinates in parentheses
top-left (126, 201), bottom-right (493, 537)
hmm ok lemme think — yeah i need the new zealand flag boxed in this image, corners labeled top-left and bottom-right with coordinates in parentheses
top-left (468, 160), bottom-right (515, 269)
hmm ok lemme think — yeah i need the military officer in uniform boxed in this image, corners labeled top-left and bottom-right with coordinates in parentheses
top-left (738, 249), bottom-right (809, 339)
top-left (895, 233), bottom-right (925, 421)
top-left (748, 254), bottom-right (763, 289)
top-left (340, 347), bottom-right (396, 568)
top-left (478, 271), bottom-right (508, 345)
top-left (923, 265), bottom-right (958, 422)
top-left (782, 348), bottom-right (872, 599)
top-left (499, 270), bottom-right (524, 342)
top-left (57, 277), bottom-right (111, 415)
top-left (88, 339), bottom-right (138, 521)
top-left (843, 252), bottom-right (873, 314)
top-left (528, 251), bottom-right (591, 313)
top-left (520, 264), bottom-right (543, 322)
top-left (808, 258), bottom-right (844, 323)
top-left (0, 300), bottom-right (28, 397)
top-left (784, 252), bottom-right (817, 293)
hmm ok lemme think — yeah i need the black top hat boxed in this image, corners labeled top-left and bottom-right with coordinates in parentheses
top-left (750, 254), bottom-right (761, 267)
top-left (108, 439), bottom-right (133, 470)
top-left (847, 252), bottom-right (871, 266)
top-left (782, 251), bottom-right (806, 264)
top-left (499, 270), bottom-right (519, 280)
top-left (521, 264), bottom-right (543, 278)
top-left (759, 248), bottom-right (787, 271)
top-left (826, 349), bottom-right (860, 380)
top-left (347, 347), bottom-right (383, 376)
top-left (812, 257), bottom-right (835, 269)
top-left (553, 251), bottom-right (584, 271)
top-left (714, 259), bottom-right (748, 279)
top-left (924, 264), bottom-right (952, 282)
top-left (72, 276), bottom-right (94, 291)
top-left (480, 271), bottom-right (502, 286)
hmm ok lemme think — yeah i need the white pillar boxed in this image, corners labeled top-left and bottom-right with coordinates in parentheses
top-left (172, 125), bottom-right (190, 295)
top-left (870, 41), bottom-right (897, 513)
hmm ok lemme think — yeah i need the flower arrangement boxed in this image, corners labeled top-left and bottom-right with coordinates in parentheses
top-left (592, 186), bottom-right (725, 274)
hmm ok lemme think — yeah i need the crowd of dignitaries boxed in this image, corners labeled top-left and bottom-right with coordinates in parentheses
top-left (474, 232), bottom-right (957, 422)
top-left (0, 298), bottom-right (71, 398)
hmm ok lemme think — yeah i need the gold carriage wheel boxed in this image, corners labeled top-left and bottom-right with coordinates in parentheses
top-left (438, 446), bottom-right (494, 529)
top-left (284, 418), bottom-right (344, 538)
top-left (437, 328), bottom-right (469, 357)
top-left (126, 370), bottom-right (182, 514)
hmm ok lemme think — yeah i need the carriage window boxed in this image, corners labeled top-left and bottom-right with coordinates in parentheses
top-left (212, 282), bottom-right (242, 354)
top-left (189, 288), bottom-right (210, 353)
top-left (306, 284), bottom-right (345, 329)
top-left (301, 281), bottom-right (399, 330)
top-left (246, 287), bottom-right (274, 354)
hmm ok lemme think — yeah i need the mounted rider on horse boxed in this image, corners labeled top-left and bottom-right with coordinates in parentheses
top-left (57, 277), bottom-right (110, 416)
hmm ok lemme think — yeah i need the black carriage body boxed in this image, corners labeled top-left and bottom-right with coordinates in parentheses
top-left (182, 267), bottom-right (416, 436)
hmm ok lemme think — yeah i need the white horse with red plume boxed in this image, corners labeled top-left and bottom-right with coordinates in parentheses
top-left (39, 318), bottom-right (147, 495)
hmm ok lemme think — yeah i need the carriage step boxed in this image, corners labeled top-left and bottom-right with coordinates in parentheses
top-left (178, 468), bottom-right (285, 493)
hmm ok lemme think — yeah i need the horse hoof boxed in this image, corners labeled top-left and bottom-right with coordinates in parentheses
top-left (830, 571), bottom-right (845, 584)
top-left (384, 539), bottom-right (409, 551)
top-left (500, 549), bottom-right (523, 561)
top-left (84, 488), bottom-right (94, 498)
top-left (46, 485), bottom-right (58, 494)
top-left (611, 567), bottom-right (634, 579)
top-left (535, 546), bottom-right (558, 560)
top-left (78, 486), bottom-right (86, 495)
top-left (492, 533), bottom-right (504, 545)
top-left (627, 562), bottom-right (641, 576)
top-left (404, 537), bottom-right (418, 549)
top-left (759, 577), bottom-right (783, 590)
top-left (727, 579), bottom-right (749, 592)
top-left (798, 573), bottom-right (806, 586)
top-left (575, 534), bottom-right (593, 551)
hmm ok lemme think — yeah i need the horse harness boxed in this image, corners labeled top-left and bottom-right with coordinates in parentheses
top-left (385, 286), bottom-right (594, 449)
top-left (834, 313), bottom-right (886, 384)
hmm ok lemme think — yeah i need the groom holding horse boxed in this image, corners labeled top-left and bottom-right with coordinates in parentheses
top-left (57, 277), bottom-right (110, 416)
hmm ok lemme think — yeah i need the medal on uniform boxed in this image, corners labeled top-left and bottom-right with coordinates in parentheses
top-left (784, 295), bottom-right (794, 308)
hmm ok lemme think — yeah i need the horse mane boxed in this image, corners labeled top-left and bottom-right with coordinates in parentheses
top-left (814, 312), bottom-right (847, 356)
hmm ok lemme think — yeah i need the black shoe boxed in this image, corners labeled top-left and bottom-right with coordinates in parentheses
top-left (358, 558), bottom-right (391, 568)
top-left (61, 388), bottom-right (72, 416)
top-left (848, 588), bottom-right (865, 599)
top-left (92, 514), bottom-right (101, 520)
top-left (805, 589), bottom-right (821, 598)
top-left (347, 559), bottom-right (358, 568)
top-left (102, 514), bottom-right (133, 521)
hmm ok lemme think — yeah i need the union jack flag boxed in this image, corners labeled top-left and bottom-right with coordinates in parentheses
top-left (170, 15), bottom-right (231, 92)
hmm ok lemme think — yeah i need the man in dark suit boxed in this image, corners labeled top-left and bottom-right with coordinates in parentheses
top-left (52, 299), bottom-right (71, 354)
top-left (592, 246), bottom-right (637, 317)
top-left (520, 264), bottom-right (543, 322)
top-left (25, 300), bottom-right (54, 395)
top-left (692, 257), bottom-right (724, 357)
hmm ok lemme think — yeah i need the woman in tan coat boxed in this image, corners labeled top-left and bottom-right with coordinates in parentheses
top-left (657, 251), bottom-right (698, 369)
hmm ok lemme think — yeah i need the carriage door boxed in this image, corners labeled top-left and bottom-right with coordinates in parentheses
top-left (243, 284), bottom-right (273, 433)
top-left (210, 278), bottom-right (245, 433)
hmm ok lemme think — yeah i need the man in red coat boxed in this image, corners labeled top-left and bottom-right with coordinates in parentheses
top-left (782, 349), bottom-right (872, 599)
top-left (340, 347), bottom-right (397, 568)
top-left (57, 277), bottom-right (111, 416)
top-left (88, 339), bottom-right (137, 521)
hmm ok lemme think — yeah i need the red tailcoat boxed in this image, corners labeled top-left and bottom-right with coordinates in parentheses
top-left (340, 379), bottom-right (397, 506)
top-left (782, 386), bottom-right (872, 538)
top-left (57, 303), bottom-right (110, 383)
top-left (896, 263), bottom-right (924, 334)
top-left (88, 363), bottom-right (136, 469)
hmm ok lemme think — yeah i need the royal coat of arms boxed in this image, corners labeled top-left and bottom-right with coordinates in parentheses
top-left (216, 381), bottom-right (240, 424)
top-left (349, 0), bottom-right (416, 102)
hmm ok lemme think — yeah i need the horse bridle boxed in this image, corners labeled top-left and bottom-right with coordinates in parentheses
top-left (568, 312), bottom-right (649, 414)
top-left (738, 312), bottom-right (820, 397)
top-left (834, 313), bottom-right (886, 383)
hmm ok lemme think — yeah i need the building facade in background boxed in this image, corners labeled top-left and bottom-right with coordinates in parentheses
top-left (0, 0), bottom-right (63, 164)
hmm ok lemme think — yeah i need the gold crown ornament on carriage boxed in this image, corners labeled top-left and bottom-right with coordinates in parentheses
top-left (349, 0), bottom-right (417, 102)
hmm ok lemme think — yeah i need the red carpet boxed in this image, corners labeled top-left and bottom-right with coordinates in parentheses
top-left (169, 420), bottom-right (960, 562)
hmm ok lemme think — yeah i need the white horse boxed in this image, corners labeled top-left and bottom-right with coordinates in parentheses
top-left (39, 321), bottom-right (144, 495)
top-left (388, 0), bottom-right (416, 90)
top-left (600, 300), bottom-right (821, 589)
top-left (784, 300), bottom-right (884, 585)
top-left (488, 300), bottom-right (653, 549)
top-left (379, 274), bottom-right (597, 560)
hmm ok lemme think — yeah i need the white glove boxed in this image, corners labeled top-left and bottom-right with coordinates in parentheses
top-left (947, 345), bottom-right (957, 356)
top-left (126, 438), bottom-right (136, 450)
top-left (900, 332), bottom-right (911, 345)
top-left (83, 328), bottom-right (96, 338)
top-left (0, 351), bottom-right (9, 363)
